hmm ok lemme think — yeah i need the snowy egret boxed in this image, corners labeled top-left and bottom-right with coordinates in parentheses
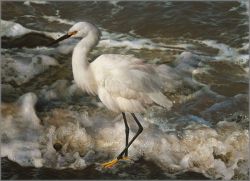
top-left (49, 22), bottom-right (172, 168)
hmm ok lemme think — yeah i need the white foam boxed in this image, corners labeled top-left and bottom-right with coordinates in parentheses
top-left (99, 39), bottom-right (165, 50)
top-left (2, 52), bottom-right (58, 85)
top-left (39, 79), bottom-right (82, 102)
top-left (1, 20), bottom-right (32, 38)
top-left (202, 40), bottom-right (237, 58)
top-left (1, 89), bottom-right (248, 179)
top-left (99, 30), bottom-right (191, 52)
top-left (239, 0), bottom-right (249, 16)
top-left (1, 19), bottom-right (64, 40)
top-left (24, 0), bottom-right (48, 6)
top-left (42, 15), bottom-right (76, 25)
top-left (156, 51), bottom-right (206, 95)
top-left (108, 0), bottom-right (120, 6)
top-left (56, 38), bottom-right (79, 54)
top-left (201, 40), bottom-right (249, 66)
top-left (1, 93), bottom-right (43, 167)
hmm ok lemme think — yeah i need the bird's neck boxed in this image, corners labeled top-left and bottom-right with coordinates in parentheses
top-left (72, 31), bottom-right (99, 94)
top-left (73, 31), bottom-right (99, 65)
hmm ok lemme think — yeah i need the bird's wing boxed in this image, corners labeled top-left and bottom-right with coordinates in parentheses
top-left (92, 54), bottom-right (172, 112)
top-left (92, 54), bottom-right (163, 95)
top-left (110, 66), bottom-right (161, 93)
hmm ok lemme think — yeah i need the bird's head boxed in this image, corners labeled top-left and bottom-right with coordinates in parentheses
top-left (48, 21), bottom-right (100, 46)
top-left (68, 22), bottom-right (98, 38)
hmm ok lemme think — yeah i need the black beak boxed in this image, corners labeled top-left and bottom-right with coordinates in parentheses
top-left (48, 33), bottom-right (72, 46)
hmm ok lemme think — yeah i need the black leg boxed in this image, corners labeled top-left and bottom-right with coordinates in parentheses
top-left (117, 113), bottom-right (143, 159)
top-left (122, 112), bottom-right (129, 157)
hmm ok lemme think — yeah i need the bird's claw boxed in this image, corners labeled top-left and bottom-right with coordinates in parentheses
top-left (101, 157), bottom-right (130, 168)
top-left (101, 159), bottom-right (118, 168)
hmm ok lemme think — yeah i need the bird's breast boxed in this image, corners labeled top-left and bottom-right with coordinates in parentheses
top-left (72, 62), bottom-right (97, 95)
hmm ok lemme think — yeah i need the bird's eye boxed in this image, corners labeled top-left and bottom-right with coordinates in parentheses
top-left (68, 31), bottom-right (78, 36)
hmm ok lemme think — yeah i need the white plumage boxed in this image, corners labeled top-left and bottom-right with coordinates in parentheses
top-left (66, 22), bottom-right (172, 113)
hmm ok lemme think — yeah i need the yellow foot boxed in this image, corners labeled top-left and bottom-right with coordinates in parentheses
top-left (102, 159), bottom-right (118, 168)
top-left (101, 157), bottom-right (130, 168)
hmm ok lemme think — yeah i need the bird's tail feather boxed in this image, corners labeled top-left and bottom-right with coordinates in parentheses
top-left (148, 92), bottom-right (173, 110)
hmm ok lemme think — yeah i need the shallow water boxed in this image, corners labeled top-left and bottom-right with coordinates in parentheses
top-left (1, 0), bottom-right (249, 180)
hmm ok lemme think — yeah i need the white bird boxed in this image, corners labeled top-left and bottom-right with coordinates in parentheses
top-left (49, 22), bottom-right (172, 168)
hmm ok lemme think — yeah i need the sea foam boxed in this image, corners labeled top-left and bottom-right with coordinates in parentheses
top-left (1, 92), bottom-right (248, 179)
